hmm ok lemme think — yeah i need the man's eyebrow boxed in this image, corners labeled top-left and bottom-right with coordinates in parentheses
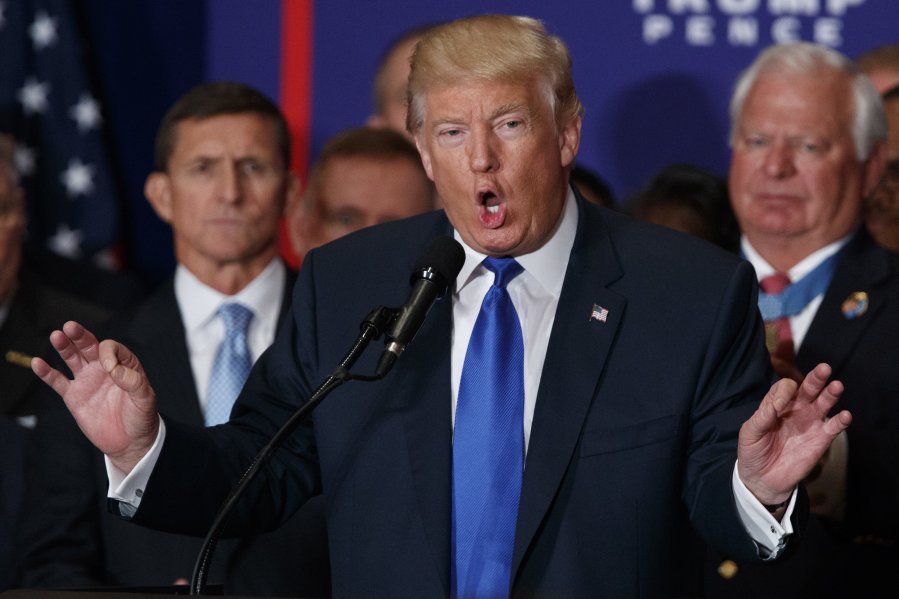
top-left (185, 153), bottom-right (221, 163)
top-left (430, 115), bottom-right (465, 128)
top-left (489, 102), bottom-right (530, 121)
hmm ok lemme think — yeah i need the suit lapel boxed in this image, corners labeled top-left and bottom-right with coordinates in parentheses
top-left (0, 282), bottom-right (41, 415)
top-left (128, 283), bottom-right (204, 425)
top-left (397, 217), bottom-right (456, 593)
top-left (797, 233), bottom-right (890, 374)
top-left (512, 200), bottom-right (626, 575)
top-left (139, 269), bottom-right (297, 426)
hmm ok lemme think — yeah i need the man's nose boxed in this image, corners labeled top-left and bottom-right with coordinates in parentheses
top-left (218, 163), bottom-right (243, 203)
top-left (469, 130), bottom-right (499, 173)
top-left (763, 141), bottom-right (797, 179)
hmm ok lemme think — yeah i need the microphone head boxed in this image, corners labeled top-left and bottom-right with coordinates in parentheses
top-left (411, 235), bottom-right (466, 295)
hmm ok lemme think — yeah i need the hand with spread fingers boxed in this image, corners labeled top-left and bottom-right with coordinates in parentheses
top-left (737, 363), bottom-right (852, 508)
top-left (30, 320), bottom-right (159, 473)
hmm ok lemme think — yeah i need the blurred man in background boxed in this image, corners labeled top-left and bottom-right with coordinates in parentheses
top-left (0, 133), bottom-right (109, 591)
top-left (15, 83), bottom-right (330, 597)
top-left (366, 26), bottom-right (435, 139)
top-left (706, 42), bottom-right (899, 599)
top-left (286, 126), bottom-right (435, 258)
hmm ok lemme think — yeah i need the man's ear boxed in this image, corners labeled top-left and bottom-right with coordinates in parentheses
top-left (283, 172), bottom-right (307, 257)
top-left (862, 141), bottom-right (888, 198)
top-left (559, 115), bottom-right (582, 169)
top-left (366, 114), bottom-right (388, 129)
top-left (144, 172), bottom-right (173, 224)
top-left (284, 171), bottom-right (302, 218)
top-left (414, 133), bottom-right (435, 181)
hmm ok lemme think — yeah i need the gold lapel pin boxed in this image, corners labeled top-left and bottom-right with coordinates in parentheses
top-left (841, 291), bottom-right (869, 320)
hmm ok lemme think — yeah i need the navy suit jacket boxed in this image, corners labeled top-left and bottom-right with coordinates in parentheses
top-left (134, 197), bottom-right (780, 598)
top-left (16, 271), bottom-right (330, 597)
top-left (0, 271), bottom-right (108, 591)
top-left (705, 229), bottom-right (899, 599)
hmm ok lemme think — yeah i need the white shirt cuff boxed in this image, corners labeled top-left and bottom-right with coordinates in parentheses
top-left (105, 417), bottom-right (166, 517)
top-left (732, 461), bottom-right (796, 559)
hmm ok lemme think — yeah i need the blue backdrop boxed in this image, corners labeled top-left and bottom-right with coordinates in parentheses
top-left (83, 0), bottom-right (898, 284)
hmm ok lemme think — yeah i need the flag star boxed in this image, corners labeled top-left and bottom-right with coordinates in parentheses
top-left (17, 78), bottom-right (51, 115)
top-left (70, 94), bottom-right (102, 132)
top-left (61, 158), bottom-right (96, 197)
top-left (29, 11), bottom-right (59, 50)
top-left (48, 224), bottom-right (83, 258)
top-left (14, 144), bottom-right (37, 177)
top-left (0, 2), bottom-right (7, 31)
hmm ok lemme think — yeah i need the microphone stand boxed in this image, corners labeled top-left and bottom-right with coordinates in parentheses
top-left (190, 305), bottom-right (396, 596)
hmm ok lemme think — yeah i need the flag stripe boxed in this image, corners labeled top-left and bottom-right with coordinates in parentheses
top-left (278, 0), bottom-right (313, 269)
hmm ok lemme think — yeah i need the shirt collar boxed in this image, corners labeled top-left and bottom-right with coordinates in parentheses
top-left (454, 187), bottom-right (578, 298)
top-left (741, 230), bottom-right (854, 282)
top-left (175, 258), bottom-right (286, 335)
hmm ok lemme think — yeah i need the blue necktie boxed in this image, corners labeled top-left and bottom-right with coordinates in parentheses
top-left (205, 303), bottom-right (254, 426)
top-left (453, 257), bottom-right (525, 599)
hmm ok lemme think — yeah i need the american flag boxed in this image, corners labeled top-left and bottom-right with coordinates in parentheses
top-left (590, 303), bottom-right (609, 323)
top-left (0, 0), bottom-right (120, 264)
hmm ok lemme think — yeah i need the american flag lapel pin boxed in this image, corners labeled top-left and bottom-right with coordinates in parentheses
top-left (590, 303), bottom-right (609, 323)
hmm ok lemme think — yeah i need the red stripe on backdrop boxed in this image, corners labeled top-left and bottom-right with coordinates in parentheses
top-left (279, 0), bottom-right (313, 269)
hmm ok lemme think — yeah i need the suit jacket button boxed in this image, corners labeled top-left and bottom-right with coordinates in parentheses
top-left (717, 559), bottom-right (738, 579)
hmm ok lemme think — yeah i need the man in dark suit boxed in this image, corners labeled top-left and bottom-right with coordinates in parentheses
top-left (34, 16), bottom-right (851, 598)
top-left (0, 133), bottom-right (109, 591)
top-left (16, 83), bottom-right (329, 597)
top-left (704, 43), bottom-right (899, 599)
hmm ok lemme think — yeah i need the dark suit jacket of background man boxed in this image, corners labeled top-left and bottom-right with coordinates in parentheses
top-left (0, 270), bottom-right (109, 591)
top-left (122, 195), bottom-right (784, 598)
top-left (704, 229), bottom-right (899, 599)
top-left (15, 270), bottom-right (331, 598)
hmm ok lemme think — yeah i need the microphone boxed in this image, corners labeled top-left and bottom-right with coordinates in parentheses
top-left (377, 235), bottom-right (465, 376)
top-left (191, 236), bottom-right (464, 595)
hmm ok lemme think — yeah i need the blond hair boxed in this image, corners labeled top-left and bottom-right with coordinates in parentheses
top-left (406, 14), bottom-right (583, 133)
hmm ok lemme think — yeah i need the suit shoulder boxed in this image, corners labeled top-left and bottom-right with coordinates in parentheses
top-left (98, 279), bottom-right (180, 342)
top-left (597, 207), bottom-right (743, 275)
top-left (306, 210), bottom-right (451, 272)
top-left (17, 270), bottom-right (111, 332)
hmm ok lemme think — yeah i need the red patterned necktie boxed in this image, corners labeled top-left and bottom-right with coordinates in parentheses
top-left (759, 272), bottom-right (792, 352)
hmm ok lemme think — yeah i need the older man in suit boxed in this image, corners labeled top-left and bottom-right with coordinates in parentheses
top-left (704, 42), bottom-right (899, 599)
top-left (34, 16), bottom-right (850, 598)
top-left (16, 83), bottom-right (329, 597)
top-left (0, 133), bottom-right (109, 591)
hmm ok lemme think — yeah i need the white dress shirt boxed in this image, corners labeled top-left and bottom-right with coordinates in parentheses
top-left (175, 259), bottom-right (286, 409)
top-left (451, 189), bottom-right (576, 452)
top-left (741, 233), bottom-right (852, 352)
top-left (106, 259), bottom-right (286, 510)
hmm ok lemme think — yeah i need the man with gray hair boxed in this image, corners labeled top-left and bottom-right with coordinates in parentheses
top-left (705, 42), bottom-right (899, 599)
top-left (0, 133), bottom-right (108, 590)
top-left (34, 17), bottom-right (850, 598)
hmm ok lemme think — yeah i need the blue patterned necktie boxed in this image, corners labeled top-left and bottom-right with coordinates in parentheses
top-left (453, 257), bottom-right (525, 599)
top-left (205, 303), bottom-right (254, 427)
